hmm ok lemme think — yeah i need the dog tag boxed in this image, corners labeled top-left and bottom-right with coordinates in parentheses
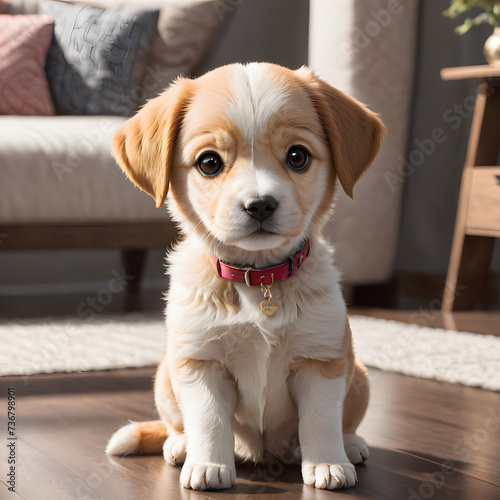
top-left (260, 300), bottom-right (278, 316)
top-left (260, 278), bottom-right (277, 316)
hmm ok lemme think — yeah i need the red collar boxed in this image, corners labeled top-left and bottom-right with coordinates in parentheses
top-left (209, 239), bottom-right (310, 287)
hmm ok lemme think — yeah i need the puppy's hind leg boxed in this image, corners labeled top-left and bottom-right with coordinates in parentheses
top-left (154, 354), bottom-right (187, 464)
top-left (163, 433), bottom-right (187, 465)
top-left (343, 358), bottom-right (370, 464)
top-left (106, 356), bottom-right (178, 457)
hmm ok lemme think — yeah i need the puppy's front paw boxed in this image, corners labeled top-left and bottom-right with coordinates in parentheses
top-left (180, 463), bottom-right (235, 490)
top-left (302, 462), bottom-right (357, 489)
top-left (344, 434), bottom-right (369, 464)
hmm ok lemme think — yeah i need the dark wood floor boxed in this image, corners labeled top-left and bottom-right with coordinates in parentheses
top-left (1, 366), bottom-right (499, 499)
top-left (1, 291), bottom-right (499, 499)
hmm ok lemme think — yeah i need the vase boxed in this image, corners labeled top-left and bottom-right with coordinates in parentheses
top-left (484, 27), bottom-right (500, 65)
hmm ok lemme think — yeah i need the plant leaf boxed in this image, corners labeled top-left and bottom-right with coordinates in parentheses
top-left (455, 17), bottom-right (474, 34)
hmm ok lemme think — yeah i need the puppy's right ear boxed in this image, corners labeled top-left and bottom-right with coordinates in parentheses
top-left (295, 67), bottom-right (385, 199)
top-left (112, 78), bottom-right (193, 208)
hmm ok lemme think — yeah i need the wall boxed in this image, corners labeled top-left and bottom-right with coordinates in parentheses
top-left (396, 0), bottom-right (500, 276)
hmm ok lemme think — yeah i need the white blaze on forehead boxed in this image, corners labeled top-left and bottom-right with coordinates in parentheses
top-left (226, 63), bottom-right (292, 143)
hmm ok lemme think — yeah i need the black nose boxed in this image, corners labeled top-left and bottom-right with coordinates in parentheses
top-left (244, 195), bottom-right (277, 222)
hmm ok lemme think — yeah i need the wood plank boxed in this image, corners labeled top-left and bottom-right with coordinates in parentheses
top-left (0, 367), bottom-right (499, 499)
top-left (466, 227), bottom-right (500, 237)
top-left (0, 223), bottom-right (178, 251)
top-left (466, 166), bottom-right (500, 234)
top-left (441, 64), bottom-right (500, 81)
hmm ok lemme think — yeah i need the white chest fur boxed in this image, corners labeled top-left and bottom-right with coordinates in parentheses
top-left (165, 234), bottom-right (347, 461)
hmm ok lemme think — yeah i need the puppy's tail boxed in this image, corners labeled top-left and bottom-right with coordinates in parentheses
top-left (106, 420), bottom-right (168, 456)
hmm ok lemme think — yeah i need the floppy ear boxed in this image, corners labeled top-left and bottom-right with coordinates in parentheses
top-left (112, 78), bottom-right (193, 208)
top-left (297, 67), bottom-right (386, 198)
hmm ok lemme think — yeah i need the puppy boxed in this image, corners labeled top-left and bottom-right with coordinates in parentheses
top-left (106, 62), bottom-right (385, 491)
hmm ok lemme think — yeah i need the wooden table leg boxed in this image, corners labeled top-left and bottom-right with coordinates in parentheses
top-left (442, 82), bottom-right (500, 311)
top-left (444, 235), bottom-right (495, 310)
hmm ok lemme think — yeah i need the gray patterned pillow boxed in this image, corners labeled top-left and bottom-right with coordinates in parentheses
top-left (39, 0), bottom-right (159, 116)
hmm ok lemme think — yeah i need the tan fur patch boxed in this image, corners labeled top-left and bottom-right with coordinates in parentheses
top-left (344, 318), bottom-right (355, 386)
top-left (295, 66), bottom-right (386, 198)
top-left (296, 357), bottom-right (347, 379)
top-left (112, 78), bottom-right (194, 207)
top-left (342, 318), bottom-right (369, 434)
top-left (342, 357), bottom-right (370, 434)
top-left (154, 355), bottom-right (184, 435)
top-left (176, 254), bottom-right (239, 315)
top-left (172, 357), bottom-right (213, 374)
top-left (133, 421), bottom-right (169, 455)
top-left (294, 319), bottom-right (354, 379)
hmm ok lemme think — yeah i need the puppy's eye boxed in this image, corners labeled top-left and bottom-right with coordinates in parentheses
top-left (197, 152), bottom-right (224, 177)
top-left (287, 146), bottom-right (310, 171)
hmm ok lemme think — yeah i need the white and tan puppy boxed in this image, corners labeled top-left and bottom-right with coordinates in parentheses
top-left (106, 62), bottom-right (385, 491)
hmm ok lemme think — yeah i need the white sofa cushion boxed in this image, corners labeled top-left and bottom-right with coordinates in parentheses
top-left (309, 0), bottom-right (419, 284)
top-left (0, 116), bottom-right (169, 223)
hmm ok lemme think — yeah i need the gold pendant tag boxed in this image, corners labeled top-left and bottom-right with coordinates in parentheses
top-left (260, 276), bottom-right (277, 316)
top-left (260, 300), bottom-right (278, 316)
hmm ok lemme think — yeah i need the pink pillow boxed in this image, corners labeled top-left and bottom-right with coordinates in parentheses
top-left (0, 15), bottom-right (55, 115)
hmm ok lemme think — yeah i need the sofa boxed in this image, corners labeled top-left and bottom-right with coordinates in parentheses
top-left (0, 0), bottom-right (416, 297)
top-left (0, 0), bottom-right (234, 292)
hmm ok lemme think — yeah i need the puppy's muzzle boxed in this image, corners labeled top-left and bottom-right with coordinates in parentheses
top-left (244, 195), bottom-right (277, 222)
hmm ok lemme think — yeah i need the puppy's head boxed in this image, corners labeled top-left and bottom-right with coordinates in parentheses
top-left (113, 63), bottom-right (385, 254)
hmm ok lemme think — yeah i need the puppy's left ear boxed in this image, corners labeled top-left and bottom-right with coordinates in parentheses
top-left (297, 67), bottom-right (386, 198)
top-left (112, 78), bottom-right (193, 208)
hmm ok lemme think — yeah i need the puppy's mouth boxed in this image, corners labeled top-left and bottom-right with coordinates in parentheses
top-left (251, 229), bottom-right (276, 237)
top-left (229, 223), bottom-right (291, 251)
top-left (246, 221), bottom-right (283, 241)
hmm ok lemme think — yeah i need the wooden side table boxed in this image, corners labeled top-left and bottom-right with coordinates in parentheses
top-left (441, 65), bottom-right (500, 311)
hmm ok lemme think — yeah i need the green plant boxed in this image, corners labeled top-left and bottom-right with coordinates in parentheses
top-left (444, 0), bottom-right (500, 34)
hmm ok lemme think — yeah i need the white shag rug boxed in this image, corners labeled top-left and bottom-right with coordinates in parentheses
top-left (0, 314), bottom-right (498, 391)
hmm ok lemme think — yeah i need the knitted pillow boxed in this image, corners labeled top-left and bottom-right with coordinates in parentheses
top-left (0, 14), bottom-right (55, 115)
top-left (39, 0), bottom-right (159, 116)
